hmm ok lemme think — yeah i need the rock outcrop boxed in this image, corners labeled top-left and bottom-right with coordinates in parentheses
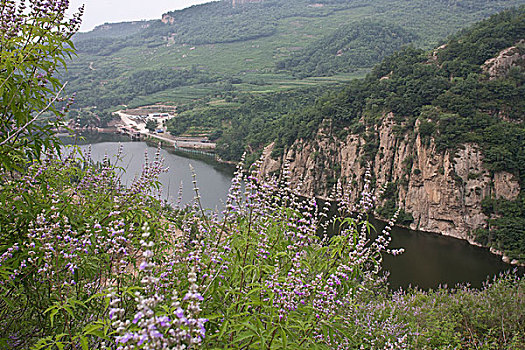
top-left (260, 114), bottom-right (520, 244)
top-left (482, 40), bottom-right (525, 80)
top-left (162, 14), bottom-right (175, 25)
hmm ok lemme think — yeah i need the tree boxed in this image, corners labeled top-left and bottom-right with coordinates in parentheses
top-left (146, 119), bottom-right (158, 132)
top-left (0, 0), bottom-right (84, 169)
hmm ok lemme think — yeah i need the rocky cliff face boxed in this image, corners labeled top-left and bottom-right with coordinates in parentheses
top-left (162, 14), bottom-right (175, 25)
top-left (482, 40), bottom-right (525, 80)
top-left (260, 114), bottom-right (520, 243)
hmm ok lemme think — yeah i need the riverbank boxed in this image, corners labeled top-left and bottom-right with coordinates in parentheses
top-left (114, 111), bottom-right (217, 152)
top-left (63, 128), bottom-right (524, 269)
top-left (70, 112), bottom-right (223, 161)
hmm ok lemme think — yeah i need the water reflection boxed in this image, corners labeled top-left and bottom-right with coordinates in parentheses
top-left (376, 219), bottom-right (523, 290)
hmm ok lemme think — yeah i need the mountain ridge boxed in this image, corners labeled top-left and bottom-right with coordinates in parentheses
top-left (65, 0), bottom-right (525, 112)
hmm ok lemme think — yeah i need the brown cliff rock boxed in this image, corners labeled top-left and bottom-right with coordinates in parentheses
top-left (482, 40), bottom-right (525, 80)
top-left (260, 115), bottom-right (521, 244)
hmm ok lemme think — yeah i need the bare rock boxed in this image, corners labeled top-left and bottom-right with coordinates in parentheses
top-left (259, 115), bottom-right (521, 246)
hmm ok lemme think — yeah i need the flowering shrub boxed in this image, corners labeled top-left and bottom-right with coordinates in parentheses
top-left (0, 146), bottom-right (168, 348)
top-left (153, 159), bottom-right (402, 349)
top-left (345, 272), bottom-right (525, 349)
top-left (0, 144), bottom-right (404, 348)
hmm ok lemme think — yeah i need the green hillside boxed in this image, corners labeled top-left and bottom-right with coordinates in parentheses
top-left (73, 20), bottom-right (155, 41)
top-left (65, 0), bottom-right (525, 111)
top-left (208, 7), bottom-right (525, 260)
top-left (276, 21), bottom-right (416, 77)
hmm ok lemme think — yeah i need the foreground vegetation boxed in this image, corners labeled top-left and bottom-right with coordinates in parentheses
top-left (2, 144), bottom-right (523, 349)
top-left (1, 1), bottom-right (524, 349)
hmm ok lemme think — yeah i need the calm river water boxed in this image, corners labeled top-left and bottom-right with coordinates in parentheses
top-left (64, 134), bottom-right (522, 290)
top-left (63, 133), bottom-right (234, 211)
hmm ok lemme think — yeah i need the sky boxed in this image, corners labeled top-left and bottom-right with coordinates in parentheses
top-left (68, 0), bottom-right (214, 32)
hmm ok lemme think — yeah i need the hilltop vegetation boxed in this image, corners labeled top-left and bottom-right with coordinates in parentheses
top-left (276, 21), bottom-right (416, 77)
top-left (277, 7), bottom-right (525, 176)
top-left (171, 7), bottom-right (524, 160)
top-left (64, 0), bottom-right (525, 113)
top-left (73, 20), bottom-right (154, 41)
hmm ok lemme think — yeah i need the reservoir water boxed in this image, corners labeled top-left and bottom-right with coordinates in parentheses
top-left (63, 133), bottom-right (234, 211)
top-left (65, 134), bottom-right (522, 290)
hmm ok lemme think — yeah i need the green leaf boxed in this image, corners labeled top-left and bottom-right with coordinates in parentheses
top-left (233, 331), bottom-right (255, 345)
top-left (49, 309), bottom-right (59, 327)
top-left (63, 306), bottom-right (75, 318)
top-left (280, 327), bottom-right (288, 349)
top-left (80, 336), bottom-right (89, 350)
top-left (217, 320), bottom-right (230, 339)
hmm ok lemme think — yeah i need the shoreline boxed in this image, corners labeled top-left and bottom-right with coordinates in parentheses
top-left (62, 127), bottom-right (523, 267)
top-left (309, 194), bottom-right (524, 268)
top-left (114, 111), bottom-right (220, 152)
top-left (65, 128), bottom-right (236, 172)
top-left (372, 212), bottom-right (525, 267)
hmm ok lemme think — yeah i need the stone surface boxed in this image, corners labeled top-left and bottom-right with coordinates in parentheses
top-left (260, 115), bottom-right (521, 245)
top-left (482, 40), bottom-right (525, 80)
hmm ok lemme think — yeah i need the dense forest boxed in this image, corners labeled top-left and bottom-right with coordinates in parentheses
top-left (167, 87), bottom-right (325, 161)
top-left (276, 21), bottom-right (416, 77)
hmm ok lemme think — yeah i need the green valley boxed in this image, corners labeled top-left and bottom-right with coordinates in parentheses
top-left (65, 0), bottom-right (525, 112)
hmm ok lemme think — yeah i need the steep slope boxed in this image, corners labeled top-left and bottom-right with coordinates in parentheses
top-left (260, 8), bottom-right (525, 262)
top-left (276, 21), bottom-right (416, 77)
top-left (65, 0), bottom-right (525, 112)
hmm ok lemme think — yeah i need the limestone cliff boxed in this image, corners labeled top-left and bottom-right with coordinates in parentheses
top-left (482, 40), bottom-right (525, 80)
top-left (162, 14), bottom-right (175, 25)
top-left (260, 114), bottom-right (521, 244)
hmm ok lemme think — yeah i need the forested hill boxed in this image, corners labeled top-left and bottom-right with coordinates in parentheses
top-left (65, 0), bottom-right (525, 112)
top-left (268, 7), bottom-right (524, 261)
top-left (167, 7), bottom-right (524, 260)
top-left (274, 7), bottom-right (524, 174)
top-left (276, 21), bottom-right (416, 77)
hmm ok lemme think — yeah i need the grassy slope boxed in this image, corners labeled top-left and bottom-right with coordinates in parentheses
top-left (66, 0), bottom-right (525, 110)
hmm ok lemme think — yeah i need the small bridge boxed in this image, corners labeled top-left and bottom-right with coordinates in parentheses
top-left (173, 144), bottom-right (217, 159)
